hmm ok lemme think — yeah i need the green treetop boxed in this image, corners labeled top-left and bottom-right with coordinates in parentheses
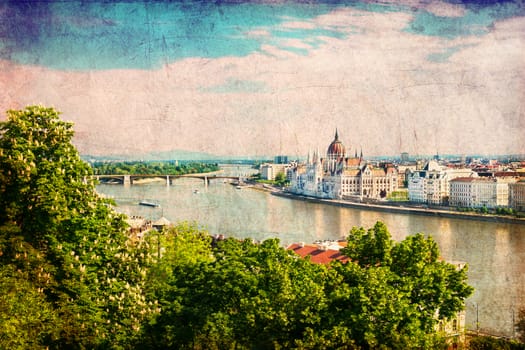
top-left (139, 221), bottom-right (473, 349)
top-left (337, 222), bottom-right (474, 348)
top-left (0, 106), bottom-right (156, 349)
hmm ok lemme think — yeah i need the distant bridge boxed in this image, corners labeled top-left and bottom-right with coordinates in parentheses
top-left (92, 174), bottom-right (246, 187)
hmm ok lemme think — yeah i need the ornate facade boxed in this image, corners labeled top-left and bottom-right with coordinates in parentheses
top-left (289, 131), bottom-right (398, 199)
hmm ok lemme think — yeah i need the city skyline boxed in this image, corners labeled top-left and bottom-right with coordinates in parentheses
top-left (1, 1), bottom-right (524, 157)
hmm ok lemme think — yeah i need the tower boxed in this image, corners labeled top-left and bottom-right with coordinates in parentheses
top-left (326, 129), bottom-right (346, 176)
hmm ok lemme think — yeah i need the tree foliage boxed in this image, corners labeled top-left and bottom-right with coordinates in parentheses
top-left (468, 335), bottom-right (525, 350)
top-left (0, 264), bottom-right (58, 349)
top-left (274, 171), bottom-right (288, 186)
top-left (140, 230), bottom-right (330, 349)
top-left (337, 223), bottom-right (473, 348)
top-left (343, 221), bottom-right (393, 267)
top-left (0, 106), bottom-right (155, 349)
top-left (138, 221), bottom-right (472, 349)
top-left (91, 160), bottom-right (219, 175)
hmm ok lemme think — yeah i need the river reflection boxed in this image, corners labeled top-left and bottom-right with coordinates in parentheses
top-left (97, 178), bottom-right (525, 338)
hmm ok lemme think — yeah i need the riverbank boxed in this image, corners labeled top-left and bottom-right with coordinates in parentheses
top-left (272, 191), bottom-right (525, 225)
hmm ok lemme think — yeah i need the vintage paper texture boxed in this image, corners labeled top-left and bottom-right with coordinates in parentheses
top-left (1, 1), bottom-right (525, 339)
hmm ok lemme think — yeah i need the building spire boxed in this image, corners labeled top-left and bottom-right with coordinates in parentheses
top-left (334, 128), bottom-right (339, 141)
top-left (360, 146), bottom-right (363, 159)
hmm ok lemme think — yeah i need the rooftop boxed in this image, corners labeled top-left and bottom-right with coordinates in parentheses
top-left (287, 242), bottom-right (350, 265)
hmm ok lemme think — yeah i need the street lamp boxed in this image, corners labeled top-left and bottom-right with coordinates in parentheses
top-left (476, 303), bottom-right (479, 335)
top-left (151, 210), bottom-right (170, 261)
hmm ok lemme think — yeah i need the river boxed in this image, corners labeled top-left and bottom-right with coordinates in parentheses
top-left (96, 165), bottom-right (525, 338)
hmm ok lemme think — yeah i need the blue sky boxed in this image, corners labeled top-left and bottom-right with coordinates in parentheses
top-left (3, 1), bottom-right (522, 69)
top-left (1, 1), bottom-right (524, 157)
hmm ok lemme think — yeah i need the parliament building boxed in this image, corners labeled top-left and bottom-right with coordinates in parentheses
top-left (289, 130), bottom-right (398, 199)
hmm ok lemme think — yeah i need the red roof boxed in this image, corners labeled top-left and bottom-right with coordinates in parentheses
top-left (287, 243), bottom-right (350, 265)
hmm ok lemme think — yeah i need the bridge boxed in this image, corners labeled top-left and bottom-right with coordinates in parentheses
top-left (92, 174), bottom-right (247, 187)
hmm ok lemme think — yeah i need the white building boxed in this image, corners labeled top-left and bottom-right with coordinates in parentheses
top-left (289, 131), bottom-right (398, 199)
top-left (449, 177), bottom-right (516, 208)
top-left (495, 178), bottom-right (512, 206)
top-left (407, 161), bottom-right (476, 205)
top-left (260, 163), bottom-right (291, 181)
top-left (449, 177), bottom-right (476, 208)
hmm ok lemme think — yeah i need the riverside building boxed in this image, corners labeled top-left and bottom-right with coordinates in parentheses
top-left (407, 161), bottom-right (476, 205)
top-left (260, 163), bottom-right (293, 181)
top-left (449, 177), bottom-right (515, 209)
top-left (509, 180), bottom-right (525, 211)
top-left (289, 130), bottom-right (398, 199)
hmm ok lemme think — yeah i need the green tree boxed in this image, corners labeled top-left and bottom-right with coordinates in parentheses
top-left (274, 171), bottom-right (287, 186)
top-left (140, 231), bottom-right (330, 349)
top-left (139, 221), bottom-right (472, 349)
top-left (325, 262), bottom-right (444, 349)
top-left (337, 222), bottom-right (473, 348)
top-left (138, 223), bottom-right (215, 349)
top-left (0, 264), bottom-right (58, 349)
top-left (390, 233), bottom-right (473, 330)
top-left (469, 335), bottom-right (525, 350)
top-left (0, 106), bottom-right (155, 348)
top-left (91, 161), bottom-right (219, 176)
top-left (342, 221), bottom-right (393, 267)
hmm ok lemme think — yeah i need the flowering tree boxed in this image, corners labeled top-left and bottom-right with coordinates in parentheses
top-left (0, 106), bottom-right (156, 348)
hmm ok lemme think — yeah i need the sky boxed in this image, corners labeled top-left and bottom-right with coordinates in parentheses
top-left (0, 0), bottom-right (524, 158)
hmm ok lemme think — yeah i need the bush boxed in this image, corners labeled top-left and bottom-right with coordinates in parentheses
top-left (469, 336), bottom-right (525, 350)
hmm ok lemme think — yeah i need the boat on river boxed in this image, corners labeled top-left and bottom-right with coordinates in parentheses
top-left (139, 200), bottom-right (160, 208)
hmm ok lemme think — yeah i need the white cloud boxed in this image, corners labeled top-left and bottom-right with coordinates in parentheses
top-left (1, 6), bottom-right (523, 157)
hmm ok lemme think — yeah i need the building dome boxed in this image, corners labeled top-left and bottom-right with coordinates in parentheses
top-left (327, 129), bottom-right (346, 159)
